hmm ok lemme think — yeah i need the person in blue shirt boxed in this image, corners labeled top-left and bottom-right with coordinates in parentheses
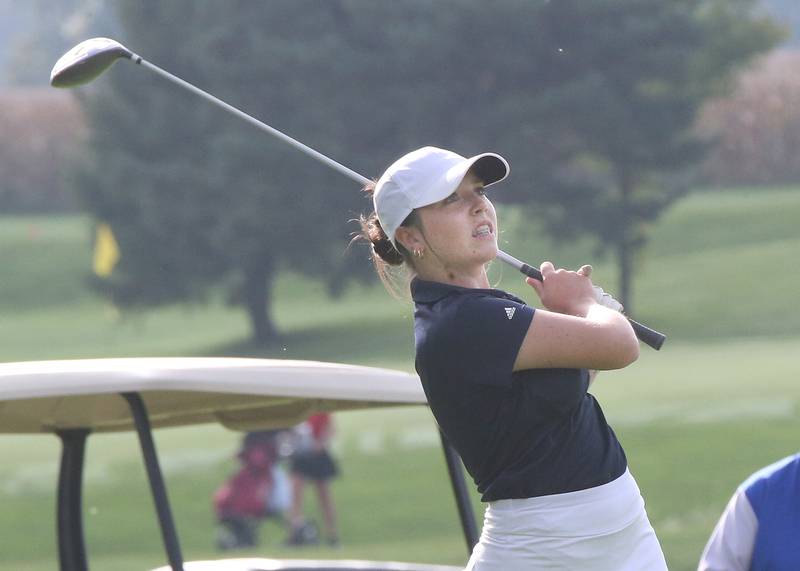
top-left (359, 146), bottom-right (666, 570)
top-left (698, 452), bottom-right (800, 571)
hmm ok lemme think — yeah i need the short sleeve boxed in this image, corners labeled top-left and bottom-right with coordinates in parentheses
top-left (698, 488), bottom-right (757, 571)
top-left (440, 295), bottom-right (534, 388)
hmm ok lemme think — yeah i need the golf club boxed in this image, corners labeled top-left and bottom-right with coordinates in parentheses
top-left (51, 37), bottom-right (666, 350)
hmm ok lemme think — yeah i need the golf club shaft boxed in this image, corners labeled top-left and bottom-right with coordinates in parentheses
top-left (132, 53), bottom-right (665, 350)
top-left (135, 56), bottom-right (369, 186)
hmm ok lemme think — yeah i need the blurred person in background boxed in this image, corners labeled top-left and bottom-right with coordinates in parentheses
top-left (358, 147), bottom-right (666, 570)
top-left (698, 452), bottom-right (800, 571)
top-left (213, 429), bottom-right (291, 550)
top-left (285, 412), bottom-right (340, 547)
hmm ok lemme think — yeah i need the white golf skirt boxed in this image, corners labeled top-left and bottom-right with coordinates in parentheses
top-left (465, 469), bottom-right (667, 571)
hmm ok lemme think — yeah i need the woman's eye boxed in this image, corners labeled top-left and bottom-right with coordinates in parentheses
top-left (443, 193), bottom-right (459, 204)
top-left (477, 187), bottom-right (487, 196)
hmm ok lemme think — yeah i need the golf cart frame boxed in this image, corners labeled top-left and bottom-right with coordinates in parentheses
top-left (0, 358), bottom-right (477, 571)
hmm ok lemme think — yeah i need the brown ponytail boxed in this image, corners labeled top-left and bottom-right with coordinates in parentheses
top-left (355, 181), bottom-right (419, 297)
top-left (360, 211), bottom-right (406, 266)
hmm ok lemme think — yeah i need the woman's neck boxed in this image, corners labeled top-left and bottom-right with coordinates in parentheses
top-left (415, 264), bottom-right (490, 289)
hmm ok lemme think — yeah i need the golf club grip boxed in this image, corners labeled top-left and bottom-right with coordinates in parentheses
top-left (516, 263), bottom-right (666, 351)
top-left (625, 318), bottom-right (666, 351)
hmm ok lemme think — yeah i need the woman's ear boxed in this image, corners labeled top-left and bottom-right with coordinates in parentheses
top-left (394, 225), bottom-right (425, 254)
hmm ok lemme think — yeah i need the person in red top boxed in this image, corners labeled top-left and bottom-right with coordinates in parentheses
top-left (213, 430), bottom-right (283, 549)
top-left (285, 413), bottom-right (340, 546)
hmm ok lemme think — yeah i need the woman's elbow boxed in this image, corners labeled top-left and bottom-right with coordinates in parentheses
top-left (612, 328), bottom-right (640, 368)
top-left (598, 326), bottom-right (639, 370)
top-left (620, 335), bottom-right (640, 367)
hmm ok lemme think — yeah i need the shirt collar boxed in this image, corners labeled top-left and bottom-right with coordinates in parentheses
top-left (411, 277), bottom-right (523, 304)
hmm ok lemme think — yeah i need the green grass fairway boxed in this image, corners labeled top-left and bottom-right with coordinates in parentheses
top-left (0, 186), bottom-right (799, 570)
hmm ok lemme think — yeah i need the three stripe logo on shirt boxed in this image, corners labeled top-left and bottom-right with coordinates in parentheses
top-left (505, 307), bottom-right (516, 320)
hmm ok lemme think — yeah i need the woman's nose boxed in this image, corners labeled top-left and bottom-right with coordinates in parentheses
top-left (471, 197), bottom-right (487, 214)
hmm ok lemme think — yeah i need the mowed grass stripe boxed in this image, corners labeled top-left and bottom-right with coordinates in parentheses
top-left (646, 187), bottom-right (800, 257)
top-left (635, 237), bottom-right (800, 339)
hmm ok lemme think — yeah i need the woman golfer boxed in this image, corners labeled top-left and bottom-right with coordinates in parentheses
top-left (360, 147), bottom-right (667, 570)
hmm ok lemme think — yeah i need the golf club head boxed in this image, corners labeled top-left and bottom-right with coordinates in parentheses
top-left (50, 37), bottom-right (134, 88)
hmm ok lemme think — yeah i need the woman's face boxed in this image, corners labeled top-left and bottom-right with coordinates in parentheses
top-left (414, 171), bottom-right (498, 273)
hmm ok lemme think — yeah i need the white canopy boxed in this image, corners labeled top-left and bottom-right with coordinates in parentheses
top-left (0, 357), bottom-right (427, 434)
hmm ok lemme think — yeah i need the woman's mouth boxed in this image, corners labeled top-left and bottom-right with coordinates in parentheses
top-left (472, 224), bottom-right (493, 238)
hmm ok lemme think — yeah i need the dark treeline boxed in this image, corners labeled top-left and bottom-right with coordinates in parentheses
top-left (28, 0), bottom-right (780, 343)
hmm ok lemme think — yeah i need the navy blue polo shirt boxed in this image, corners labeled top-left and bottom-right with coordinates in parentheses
top-left (412, 278), bottom-right (627, 502)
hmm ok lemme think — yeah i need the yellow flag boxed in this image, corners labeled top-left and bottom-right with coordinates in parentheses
top-left (93, 223), bottom-right (120, 277)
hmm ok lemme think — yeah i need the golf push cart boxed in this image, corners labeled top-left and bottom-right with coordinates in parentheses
top-left (0, 358), bottom-right (478, 570)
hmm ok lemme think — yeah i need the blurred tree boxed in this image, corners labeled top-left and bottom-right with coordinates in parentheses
top-left (73, 0), bottom-right (780, 342)
top-left (72, 1), bottom-right (450, 343)
top-left (73, 0), bottom-right (545, 344)
top-left (498, 0), bottom-right (782, 311)
top-left (75, 2), bottom-right (350, 344)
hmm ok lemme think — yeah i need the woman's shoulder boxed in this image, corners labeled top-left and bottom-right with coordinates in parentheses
top-left (454, 289), bottom-right (533, 323)
top-left (421, 287), bottom-right (521, 324)
top-left (418, 288), bottom-right (533, 349)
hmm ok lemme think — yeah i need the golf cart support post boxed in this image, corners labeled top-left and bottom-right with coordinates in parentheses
top-left (0, 358), bottom-right (476, 571)
top-left (54, 395), bottom-right (187, 571)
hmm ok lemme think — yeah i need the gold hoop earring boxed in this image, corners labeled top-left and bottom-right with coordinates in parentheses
top-left (413, 248), bottom-right (424, 258)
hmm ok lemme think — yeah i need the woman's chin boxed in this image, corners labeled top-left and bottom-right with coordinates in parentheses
top-left (475, 241), bottom-right (498, 264)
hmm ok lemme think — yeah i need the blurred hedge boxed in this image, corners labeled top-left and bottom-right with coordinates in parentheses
top-left (0, 88), bottom-right (85, 213)
top-left (699, 49), bottom-right (800, 187)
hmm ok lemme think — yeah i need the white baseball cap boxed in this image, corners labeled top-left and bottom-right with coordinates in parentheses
top-left (373, 146), bottom-right (510, 245)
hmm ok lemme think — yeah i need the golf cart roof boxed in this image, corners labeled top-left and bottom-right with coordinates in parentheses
top-left (0, 358), bottom-right (470, 570)
top-left (0, 357), bottom-right (427, 434)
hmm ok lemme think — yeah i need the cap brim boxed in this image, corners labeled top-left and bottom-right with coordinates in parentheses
top-left (440, 153), bottom-right (509, 201)
top-left (468, 153), bottom-right (510, 187)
